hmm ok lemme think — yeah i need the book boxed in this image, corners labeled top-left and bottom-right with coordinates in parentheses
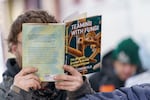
top-left (65, 16), bottom-right (101, 74)
top-left (22, 15), bottom-right (101, 81)
top-left (22, 23), bottom-right (65, 82)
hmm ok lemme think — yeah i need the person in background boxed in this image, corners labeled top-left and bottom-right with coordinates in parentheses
top-left (89, 38), bottom-right (145, 92)
top-left (125, 37), bottom-right (150, 87)
top-left (0, 10), bottom-right (93, 100)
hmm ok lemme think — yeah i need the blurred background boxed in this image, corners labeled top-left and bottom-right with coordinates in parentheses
top-left (0, 0), bottom-right (150, 83)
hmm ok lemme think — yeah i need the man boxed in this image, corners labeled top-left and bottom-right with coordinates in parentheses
top-left (89, 38), bottom-right (144, 92)
top-left (0, 10), bottom-right (92, 100)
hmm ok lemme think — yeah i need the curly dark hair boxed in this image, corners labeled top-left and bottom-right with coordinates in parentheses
top-left (8, 10), bottom-right (57, 52)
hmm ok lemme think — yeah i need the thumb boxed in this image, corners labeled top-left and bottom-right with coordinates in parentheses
top-left (63, 65), bottom-right (81, 76)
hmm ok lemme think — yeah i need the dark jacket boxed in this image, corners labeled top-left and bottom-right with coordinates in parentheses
top-left (89, 71), bottom-right (125, 92)
top-left (89, 50), bottom-right (145, 92)
top-left (79, 84), bottom-right (150, 100)
top-left (0, 58), bottom-right (93, 100)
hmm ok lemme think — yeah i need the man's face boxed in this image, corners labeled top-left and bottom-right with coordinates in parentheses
top-left (12, 32), bottom-right (22, 68)
top-left (114, 61), bottom-right (137, 81)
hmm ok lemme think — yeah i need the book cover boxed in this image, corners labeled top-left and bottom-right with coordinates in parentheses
top-left (22, 23), bottom-right (65, 82)
top-left (22, 16), bottom-right (101, 82)
top-left (65, 16), bottom-right (101, 74)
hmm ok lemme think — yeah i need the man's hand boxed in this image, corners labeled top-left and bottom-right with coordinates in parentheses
top-left (13, 67), bottom-right (41, 91)
top-left (54, 65), bottom-right (83, 92)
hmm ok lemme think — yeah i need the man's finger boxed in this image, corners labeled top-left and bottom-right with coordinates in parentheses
top-left (55, 81), bottom-right (75, 86)
top-left (27, 79), bottom-right (41, 90)
top-left (24, 74), bottom-right (41, 82)
top-left (19, 67), bottom-right (38, 76)
top-left (54, 74), bottom-right (76, 81)
top-left (63, 65), bottom-right (81, 76)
